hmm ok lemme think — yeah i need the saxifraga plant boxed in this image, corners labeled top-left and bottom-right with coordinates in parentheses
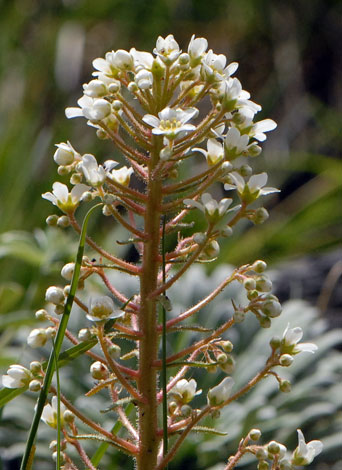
top-left (1, 35), bottom-right (323, 470)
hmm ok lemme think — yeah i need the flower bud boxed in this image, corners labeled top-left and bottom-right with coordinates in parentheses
top-left (46, 215), bottom-right (58, 226)
top-left (83, 79), bottom-right (107, 98)
top-left (108, 344), bottom-right (121, 359)
top-left (70, 173), bottom-right (82, 184)
top-left (256, 448), bottom-right (268, 460)
top-left (27, 328), bottom-right (48, 348)
top-left (108, 81), bottom-right (121, 94)
top-left (221, 340), bottom-right (233, 353)
top-left (90, 361), bottom-right (109, 380)
top-left (61, 263), bottom-right (75, 281)
top-left (279, 354), bottom-right (294, 367)
top-left (261, 299), bottom-right (282, 318)
top-left (160, 147), bottom-right (173, 161)
top-left (252, 260), bottom-right (267, 273)
top-left (252, 207), bottom-right (269, 224)
top-left (57, 215), bottom-right (70, 228)
top-left (127, 82), bottom-right (138, 93)
top-left (217, 353), bottom-right (228, 364)
top-left (88, 295), bottom-right (117, 321)
top-left (255, 276), bottom-right (272, 293)
top-left (269, 336), bottom-right (281, 349)
top-left (78, 328), bottom-right (92, 341)
top-left (57, 165), bottom-right (70, 176)
top-left (29, 379), bottom-right (42, 392)
top-left (35, 309), bottom-right (48, 321)
top-left (112, 100), bottom-right (123, 111)
top-left (220, 355), bottom-right (235, 374)
top-left (102, 205), bottom-right (112, 216)
top-left (268, 441), bottom-right (280, 455)
top-left (233, 309), bottom-right (245, 323)
top-left (221, 226), bottom-right (233, 237)
top-left (2, 365), bottom-right (32, 389)
top-left (45, 286), bottom-right (65, 305)
top-left (249, 428), bottom-right (262, 441)
top-left (103, 193), bottom-right (116, 204)
top-left (258, 461), bottom-right (269, 470)
top-left (279, 379), bottom-right (291, 393)
top-left (279, 460), bottom-right (292, 470)
top-left (63, 410), bottom-right (75, 423)
top-left (179, 53), bottom-right (190, 65)
top-left (247, 289), bottom-right (259, 300)
top-left (64, 285), bottom-right (71, 296)
top-left (30, 361), bottom-right (42, 374)
top-left (180, 405), bottom-right (192, 417)
top-left (207, 377), bottom-right (234, 406)
top-left (52, 451), bottom-right (64, 463)
top-left (54, 144), bottom-right (75, 166)
top-left (54, 304), bottom-right (65, 315)
top-left (239, 164), bottom-right (252, 177)
top-left (210, 409), bottom-right (221, 419)
top-left (243, 278), bottom-right (256, 290)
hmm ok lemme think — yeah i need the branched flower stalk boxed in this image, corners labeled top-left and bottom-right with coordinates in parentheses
top-left (1, 34), bottom-right (323, 470)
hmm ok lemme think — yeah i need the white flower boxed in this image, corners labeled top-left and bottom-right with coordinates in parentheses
top-left (42, 182), bottom-right (90, 211)
top-left (202, 50), bottom-right (238, 82)
top-left (79, 154), bottom-right (106, 186)
top-left (65, 95), bottom-right (112, 121)
top-left (130, 48), bottom-right (154, 71)
top-left (207, 377), bottom-right (234, 406)
top-left (93, 50), bottom-right (133, 75)
top-left (135, 69), bottom-right (153, 90)
top-left (108, 166), bottom-right (134, 186)
top-left (83, 79), bottom-right (107, 98)
top-left (172, 378), bottom-right (201, 403)
top-left (188, 35), bottom-right (208, 65)
top-left (45, 286), bottom-right (65, 305)
top-left (194, 138), bottom-right (224, 166)
top-left (111, 49), bottom-right (133, 70)
top-left (184, 193), bottom-right (233, 223)
top-left (153, 34), bottom-right (181, 64)
top-left (216, 77), bottom-right (243, 104)
top-left (61, 262), bottom-right (75, 281)
top-left (41, 396), bottom-right (66, 429)
top-left (281, 325), bottom-right (318, 355)
top-left (27, 328), bottom-right (48, 348)
top-left (224, 127), bottom-right (250, 156)
top-left (224, 172), bottom-right (279, 200)
top-left (292, 429), bottom-right (323, 466)
top-left (143, 107), bottom-right (198, 140)
top-left (53, 141), bottom-right (79, 166)
top-left (2, 365), bottom-right (32, 389)
top-left (87, 295), bottom-right (125, 322)
top-left (249, 118), bottom-right (277, 142)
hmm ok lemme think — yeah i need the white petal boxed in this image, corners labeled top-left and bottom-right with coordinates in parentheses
top-left (65, 107), bottom-right (83, 119)
top-left (142, 114), bottom-right (160, 128)
top-left (248, 172), bottom-right (268, 192)
top-left (70, 184), bottom-right (91, 202)
top-left (52, 182), bottom-right (69, 203)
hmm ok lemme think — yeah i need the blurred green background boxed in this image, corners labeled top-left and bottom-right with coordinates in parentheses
top-left (0, 0), bottom-right (341, 469)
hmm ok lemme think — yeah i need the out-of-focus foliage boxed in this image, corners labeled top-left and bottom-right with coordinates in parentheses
top-left (1, 263), bottom-right (341, 469)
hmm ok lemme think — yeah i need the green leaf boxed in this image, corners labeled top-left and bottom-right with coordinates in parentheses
top-left (0, 282), bottom-right (24, 313)
top-left (0, 386), bottom-right (29, 408)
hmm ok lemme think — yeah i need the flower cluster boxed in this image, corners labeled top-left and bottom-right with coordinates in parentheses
top-left (1, 34), bottom-right (323, 470)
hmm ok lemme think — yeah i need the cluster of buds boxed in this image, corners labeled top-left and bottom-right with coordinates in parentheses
top-left (1, 34), bottom-right (323, 470)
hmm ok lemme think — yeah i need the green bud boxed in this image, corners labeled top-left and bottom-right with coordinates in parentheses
top-left (179, 53), bottom-right (190, 65)
top-left (108, 81), bottom-right (121, 94)
top-left (57, 216), bottom-right (70, 228)
top-left (35, 309), bottom-right (48, 321)
top-left (54, 304), bottom-right (65, 315)
top-left (233, 309), bottom-right (245, 323)
top-left (249, 428), bottom-right (262, 441)
top-left (46, 215), bottom-right (58, 226)
top-left (261, 299), bottom-right (282, 317)
top-left (259, 316), bottom-right (271, 328)
top-left (78, 328), bottom-right (92, 341)
top-left (252, 207), bottom-right (269, 224)
top-left (247, 289), bottom-right (259, 300)
top-left (268, 441), bottom-right (280, 455)
top-left (103, 193), bottom-right (116, 204)
top-left (269, 336), bottom-right (281, 349)
top-left (220, 355), bottom-right (235, 374)
top-left (279, 459), bottom-right (292, 470)
top-left (81, 191), bottom-right (93, 203)
top-left (168, 401), bottom-right (177, 414)
top-left (70, 173), bottom-right (83, 184)
top-left (102, 205), bottom-right (112, 216)
top-left (279, 379), bottom-right (291, 393)
top-left (221, 226), bottom-right (233, 238)
top-left (255, 276), bottom-right (272, 293)
top-left (127, 82), bottom-right (138, 93)
top-left (29, 380), bottom-right (42, 392)
top-left (211, 409), bottom-right (221, 419)
top-left (108, 344), bottom-right (121, 359)
top-left (238, 164), bottom-right (252, 177)
top-left (181, 405), bottom-right (192, 417)
top-left (96, 128), bottom-right (108, 139)
top-left (112, 100), bottom-right (122, 111)
top-left (279, 354), bottom-right (294, 367)
top-left (258, 461), bottom-right (269, 470)
top-left (30, 361), bottom-right (42, 374)
top-left (247, 143), bottom-right (261, 157)
top-left (221, 340), bottom-right (233, 353)
top-left (217, 353), bottom-right (228, 364)
top-left (252, 260), bottom-right (267, 273)
top-left (256, 448), bottom-right (268, 460)
top-left (244, 278), bottom-right (256, 290)
top-left (63, 410), bottom-right (75, 423)
top-left (57, 166), bottom-right (69, 176)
